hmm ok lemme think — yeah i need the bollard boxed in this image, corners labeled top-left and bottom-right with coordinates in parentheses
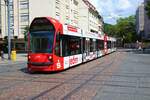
top-left (11, 50), bottom-right (16, 61)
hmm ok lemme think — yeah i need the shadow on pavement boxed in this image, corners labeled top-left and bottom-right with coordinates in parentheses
top-left (117, 49), bottom-right (133, 52)
top-left (118, 48), bottom-right (150, 54)
top-left (20, 67), bottom-right (65, 75)
top-left (132, 49), bottom-right (150, 54)
top-left (20, 68), bottom-right (29, 74)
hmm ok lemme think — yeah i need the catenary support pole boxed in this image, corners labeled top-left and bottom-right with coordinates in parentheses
top-left (5, 0), bottom-right (11, 60)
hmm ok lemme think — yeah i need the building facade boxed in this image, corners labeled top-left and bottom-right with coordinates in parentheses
top-left (0, 0), bottom-right (103, 52)
top-left (0, 0), bottom-right (29, 39)
top-left (29, 0), bottom-right (80, 27)
top-left (79, 0), bottom-right (103, 34)
top-left (0, 0), bottom-right (29, 52)
top-left (0, 0), bottom-right (2, 39)
top-left (144, 0), bottom-right (150, 39)
top-left (136, 3), bottom-right (144, 37)
top-left (136, 0), bottom-right (150, 40)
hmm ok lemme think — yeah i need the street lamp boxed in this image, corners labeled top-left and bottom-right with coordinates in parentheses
top-left (4, 0), bottom-right (11, 60)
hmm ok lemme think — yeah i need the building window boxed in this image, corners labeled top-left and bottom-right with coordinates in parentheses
top-left (66, 5), bottom-right (69, 9)
top-left (20, 3), bottom-right (28, 9)
top-left (56, 6), bottom-right (60, 9)
top-left (73, 0), bottom-right (78, 5)
top-left (56, 12), bottom-right (60, 16)
top-left (56, 0), bottom-right (60, 4)
top-left (21, 15), bottom-right (29, 22)
top-left (20, 0), bottom-right (28, 4)
top-left (20, 27), bottom-right (25, 34)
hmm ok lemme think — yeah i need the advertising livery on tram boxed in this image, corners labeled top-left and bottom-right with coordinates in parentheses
top-left (27, 17), bottom-right (116, 72)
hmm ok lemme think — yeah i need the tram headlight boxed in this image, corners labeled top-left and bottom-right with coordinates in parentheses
top-left (28, 55), bottom-right (31, 60)
top-left (48, 56), bottom-right (53, 61)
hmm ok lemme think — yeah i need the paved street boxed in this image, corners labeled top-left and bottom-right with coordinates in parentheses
top-left (0, 49), bottom-right (150, 100)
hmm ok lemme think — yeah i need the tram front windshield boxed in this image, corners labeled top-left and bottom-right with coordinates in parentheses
top-left (29, 18), bottom-right (55, 53)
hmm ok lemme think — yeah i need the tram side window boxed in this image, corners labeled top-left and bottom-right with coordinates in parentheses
top-left (61, 35), bottom-right (81, 57)
top-left (55, 33), bottom-right (61, 56)
top-left (62, 36), bottom-right (69, 57)
top-left (114, 42), bottom-right (117, 47)
top-left (97, 40), bottom-right (104, 50)
top-left (107, 41), bottom-right (111, 49)
top-left (83, 38), bottom-right (85, 52)
top-left (111, 41), bottom-right (113, 48)
top-left (93, 39), bottom-right (96, 52)
top-left (69, 36), bottom-right (81, 55)
top-left (93, 39), bottom-right (97, 51)
top-left (85, 38), bottom-right (90, 53)
top-left (90, 39), bottom-right (96, 52)
top-left (111, 41), bottom-right (114, 48)
top-left (90, 39), bottom-right (94, 52)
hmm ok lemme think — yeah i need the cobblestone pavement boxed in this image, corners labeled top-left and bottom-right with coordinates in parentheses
top-left (0, 50), bottom-right (150, 100)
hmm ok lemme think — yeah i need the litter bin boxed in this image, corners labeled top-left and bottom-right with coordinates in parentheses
top-left (11, 50), bottom-right (16, 61)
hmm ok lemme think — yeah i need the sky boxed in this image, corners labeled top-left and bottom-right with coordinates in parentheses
top-left (89, 0), bottom-right (144, 24)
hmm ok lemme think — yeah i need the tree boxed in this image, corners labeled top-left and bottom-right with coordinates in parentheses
top-left (23, 26), bottom-right (29, 51)
top-left (104, 15), bottom-right (137, 43)
top-left (23, 26), bottom-right (29, 41)
top-left (116, 16), bottom-right (137, 43)
top-left (145, 1), bottom-right (150, 19)
top-left (104, 23), bottom-right (117, 36)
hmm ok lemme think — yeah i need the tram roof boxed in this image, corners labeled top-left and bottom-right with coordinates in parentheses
top-left (82, 30), bottom-right (104, 40)
top-left (63, 24), bottom-right (82, 37)
top-left (107, 36), bottom-right (116, 41)
top-left (46, 17), bottom-right (62, 30)
top-left (32, 17), bottom-right (116, 41)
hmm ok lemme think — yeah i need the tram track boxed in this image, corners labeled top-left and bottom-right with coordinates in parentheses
top-left (0, 59), bottom-right (105, 81)
top-left (0, 53), bottom-right (113, 80)
top-left (31, 53), bottom-right (118, 99)
top-left (62, 52), bottom-right (123, 99)
top-left (31, 62), bottom-right (114, 100)
top-left (0, 52), bottom-right (119, 99)
top-left (62, 60), bottom-right (115, 100)
top-left (0, 54), bottom-right (105, 75)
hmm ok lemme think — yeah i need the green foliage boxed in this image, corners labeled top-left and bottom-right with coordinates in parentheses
top-left (104, 15), bottom-right (137, 43)
top-left (145, 1), bottom-right (150, 19)
top-left (104, 23), bottom-right (117, 36)
top-left (23, 26), bottom-right (29, 41)
top-left (116, 16), bottom-right (137, 43)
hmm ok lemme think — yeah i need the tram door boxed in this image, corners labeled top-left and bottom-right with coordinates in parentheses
top-left (83, 37), bottom-right (90, 62)
top-left (55, 32), bottom-right (62, 57)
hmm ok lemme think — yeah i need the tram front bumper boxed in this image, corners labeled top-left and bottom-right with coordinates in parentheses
top-left (27, 62), bottom-right (54, 72)
top-left (27, 62), bottom-right (53, 66)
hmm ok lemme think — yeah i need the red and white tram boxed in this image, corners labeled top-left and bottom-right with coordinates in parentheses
top-left (27, 17), bottom-right (116, 72)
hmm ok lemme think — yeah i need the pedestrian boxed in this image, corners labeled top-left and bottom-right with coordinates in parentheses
top-left (142, 42), bottom-right (146, 52)
top-left (1, 49), bottom-right (4, 60)
top-left (138, 42), bottom-right (142, 51)
top-left (136, 40), bottom-right (139, 50)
